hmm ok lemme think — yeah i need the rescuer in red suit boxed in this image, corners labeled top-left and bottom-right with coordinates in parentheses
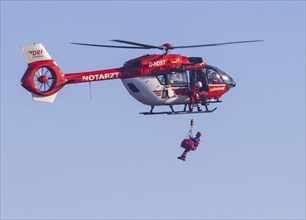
top-left (188, 81), bottom-right (202, 112)
top-left (178, 131), bottom-right (202, 161)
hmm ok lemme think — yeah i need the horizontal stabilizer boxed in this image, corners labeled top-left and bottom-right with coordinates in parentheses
top-left (31, 93), bottom-right (58, 103)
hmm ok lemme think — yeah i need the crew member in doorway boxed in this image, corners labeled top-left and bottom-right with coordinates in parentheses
top-left (188, 81), bottom-right (202, 112)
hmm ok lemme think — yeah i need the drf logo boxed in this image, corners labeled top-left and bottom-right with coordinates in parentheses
top-left (28, 49), bottom-right (43, 57)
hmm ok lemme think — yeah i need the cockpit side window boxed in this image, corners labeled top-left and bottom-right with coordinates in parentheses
top-left (207, 68), bottom-right (224, 84)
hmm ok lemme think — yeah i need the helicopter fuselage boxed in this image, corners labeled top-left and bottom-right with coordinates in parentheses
top-left (63, 53), bottom-right (236, 106)
top-left (21, 43), bottom-right (235, 110)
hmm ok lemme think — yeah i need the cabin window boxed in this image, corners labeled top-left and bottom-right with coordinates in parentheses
top-left (127, 83), bottom-right (140, 93)
top-left (156, 75), bottom-right (166, 85)
top-left (167, 72), bottom-right (188, 87)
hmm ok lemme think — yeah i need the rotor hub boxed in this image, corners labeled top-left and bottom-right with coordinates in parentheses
top-left (162, 43), bottom-right (173, 49)
top-left (162, 43), bottom-right (173, 54)
top-left (38, 75), bottom-right (49, 83)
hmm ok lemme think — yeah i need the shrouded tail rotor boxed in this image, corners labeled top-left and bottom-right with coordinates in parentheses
top-left (34, 66), bottom-right (56, 93)
top-left (21, 43), bottom-right (66, 102)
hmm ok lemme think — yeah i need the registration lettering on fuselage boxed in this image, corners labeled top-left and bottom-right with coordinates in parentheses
top-left (148, 60), bottom-right (166, 68)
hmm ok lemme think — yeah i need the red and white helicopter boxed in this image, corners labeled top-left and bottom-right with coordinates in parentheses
top-left (20, 39), bottom-right (262, 115)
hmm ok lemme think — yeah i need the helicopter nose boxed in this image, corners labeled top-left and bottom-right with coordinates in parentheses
top-left (227, 80), bottom-right (236, 89)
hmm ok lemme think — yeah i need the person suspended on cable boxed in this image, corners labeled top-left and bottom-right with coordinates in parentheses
top-left (178, 131), bottom-right (202, 161)
top-left (190, 131), bottom-right (201, 146)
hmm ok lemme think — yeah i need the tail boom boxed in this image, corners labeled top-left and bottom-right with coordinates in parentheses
top-left (64, 69), bottom-right (122, 84)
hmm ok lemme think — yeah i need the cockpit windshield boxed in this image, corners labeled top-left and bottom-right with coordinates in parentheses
top-left (213, 67), bottom-right (235, 85)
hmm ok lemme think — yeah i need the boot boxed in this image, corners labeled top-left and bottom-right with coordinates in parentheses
top-left (177, 156), bottom-right (186, 161)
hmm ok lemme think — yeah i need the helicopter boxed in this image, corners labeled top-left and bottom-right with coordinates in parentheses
top-left (20, 39), bottom-right (262, 115)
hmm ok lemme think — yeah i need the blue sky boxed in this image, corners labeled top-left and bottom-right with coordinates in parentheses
top-left (1, 1), bottom-right (305, 219)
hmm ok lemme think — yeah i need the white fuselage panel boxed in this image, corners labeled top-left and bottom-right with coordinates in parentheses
top-left (121, 76), bottom-right (190, 106)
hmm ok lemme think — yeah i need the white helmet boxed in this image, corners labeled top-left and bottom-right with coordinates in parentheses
top-left (195, 81), bottom-right (202, 88)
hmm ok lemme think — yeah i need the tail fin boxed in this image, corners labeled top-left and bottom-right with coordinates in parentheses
top-left (21, 43), bottom-right (66, 103)
top-left (22, 43), bottom-right (53, 64)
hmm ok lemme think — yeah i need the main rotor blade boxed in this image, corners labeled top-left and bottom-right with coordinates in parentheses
top-left (71, 42), bottom-right (150, 49)
top-left (72, 39), bottom-right (264, 51)
top-left (111, 39), bottom-right (163, 50)
top-left (173, 40), bottom-right (264, 49)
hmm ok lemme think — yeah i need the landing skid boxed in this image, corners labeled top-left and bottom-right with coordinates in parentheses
top-left (207, 100), bottom-right (222, 104)
top-left (140, 108), bottom-right (217, 115)
top-left (139, 105), bottom-right (217, 115)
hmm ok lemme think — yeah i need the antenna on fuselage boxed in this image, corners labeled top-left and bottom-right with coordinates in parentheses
top-left (89, 82), bottom-right (93, 102)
